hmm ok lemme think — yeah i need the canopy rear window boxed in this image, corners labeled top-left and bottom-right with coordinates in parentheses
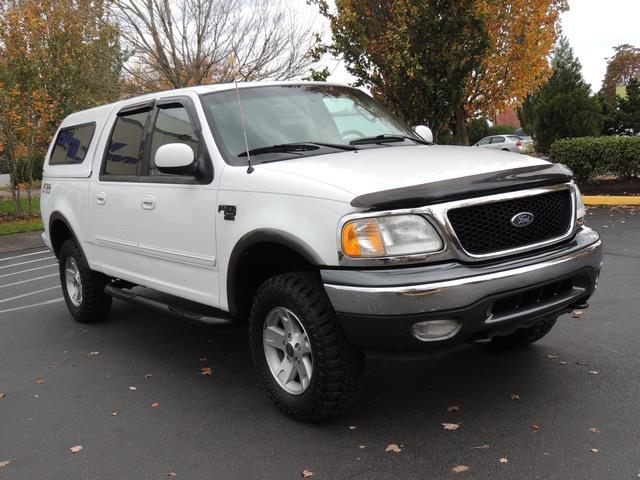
top-left (50, 123), bottom-right (96, 165)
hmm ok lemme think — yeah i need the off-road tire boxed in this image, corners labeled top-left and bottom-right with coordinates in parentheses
top-left (249, 272), bottom-right (364, 422)
top-left (59, 239), bottom-right (112, 323)
top-left (491, 316), bottom-right (558, 347)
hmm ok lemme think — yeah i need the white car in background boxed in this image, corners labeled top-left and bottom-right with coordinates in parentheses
top-left (474, 134), bottom-right (532, 153)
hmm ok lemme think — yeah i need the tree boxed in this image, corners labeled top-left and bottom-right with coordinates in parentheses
top-left (616, 78), bottom-right (640, 135)
top-left (0, 0), bottom-right (122, 215)
top-left (529, 37), bottom-right (603, 153)
top-left (460, 0), bottom-right (567, 145)
top-left (112, 0), bottom-right (317, 94)
top-left (602, 44), bottom-right (640, 101)
top-left (311, 0), bottom-right (489, 142)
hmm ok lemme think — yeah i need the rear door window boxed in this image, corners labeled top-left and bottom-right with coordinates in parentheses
top-left (104, 110), bottom-right (150, 176)
top-left (50, 123), bottom-right (96, 165)
top-left (490, 136), bottom-right (506, 144)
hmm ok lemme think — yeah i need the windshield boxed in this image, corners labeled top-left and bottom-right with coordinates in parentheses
top-left (200, 84), bottom-right (419, 164)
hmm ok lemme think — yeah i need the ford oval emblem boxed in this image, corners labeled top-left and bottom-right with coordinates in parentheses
top-left (511, 212), bottom-right (535, 227)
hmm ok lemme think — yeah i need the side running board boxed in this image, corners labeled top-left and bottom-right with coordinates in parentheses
top-left (104, 283), bottom-right (235, 326)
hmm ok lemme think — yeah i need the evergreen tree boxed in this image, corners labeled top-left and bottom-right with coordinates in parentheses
top-left (531, 37), bottom-right (603, 152)
top-left (616, 78), bottom-right (640, 135)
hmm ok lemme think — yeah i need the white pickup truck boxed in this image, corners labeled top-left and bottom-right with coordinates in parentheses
top-left (40, 82), bottom-right (602, 422)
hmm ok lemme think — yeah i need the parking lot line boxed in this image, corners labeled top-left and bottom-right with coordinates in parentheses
top-left (0, 297), bottom-right (64, 314)
top-left (0, 273), bottom-right (58, 289)
top-left (0, 249), bottom-right (50, 262)
top-left (0, 285), bottom-right (60, 304)
top-left (0, 264), bottom-right (58, 279)
top-left (0, 256), bottom-right (56, 270)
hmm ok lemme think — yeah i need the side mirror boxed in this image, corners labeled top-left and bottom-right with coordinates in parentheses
top-left (154, 143), bottom-right (194, 173)
top-left (413, 125), bottom-right (433, 143)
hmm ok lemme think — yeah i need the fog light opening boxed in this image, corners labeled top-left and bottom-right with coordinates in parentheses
top-left (411, 319), bottom-right (461, 341)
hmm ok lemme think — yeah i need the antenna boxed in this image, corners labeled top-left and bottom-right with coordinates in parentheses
top-left (232, 58), bottom-right (254, 174)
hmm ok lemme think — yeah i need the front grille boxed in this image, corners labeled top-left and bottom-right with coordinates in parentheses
top-left (447, 189), bottom-right (573, 255)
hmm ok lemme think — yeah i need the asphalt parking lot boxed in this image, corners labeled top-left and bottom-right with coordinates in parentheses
top-left (1, 206), bottom-right (639, 480)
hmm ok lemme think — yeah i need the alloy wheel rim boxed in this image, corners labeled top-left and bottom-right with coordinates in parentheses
top-left (64, 257), bottom-right (83, 307)
top-left (263, 307), bottom-right (313, 395)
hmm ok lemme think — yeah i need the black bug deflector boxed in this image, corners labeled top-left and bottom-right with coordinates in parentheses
top-left (350, 163), bottom-right (573, 210)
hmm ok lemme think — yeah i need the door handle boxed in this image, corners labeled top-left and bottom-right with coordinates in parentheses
top-left (141, 194), bottom-right (156, 210)
top-left (96, 192), bottom-right (107, 205)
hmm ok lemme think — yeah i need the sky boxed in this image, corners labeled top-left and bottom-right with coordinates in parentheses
top-left (306, 0), bottom-right (640, 93)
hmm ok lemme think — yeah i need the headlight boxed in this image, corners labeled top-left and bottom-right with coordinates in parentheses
top-left (575, 185), bottom-right (586, 224)
top-left (341, 214), bottom-right (443, 258)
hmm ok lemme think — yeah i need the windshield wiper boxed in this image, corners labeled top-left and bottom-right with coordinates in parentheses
top-left (238, 142), bottom-right (358, 157)
top-left (349, 134), bottom-right (432, 146)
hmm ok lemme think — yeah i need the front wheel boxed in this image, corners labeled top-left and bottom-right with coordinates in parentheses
top-left (249, 272), bottom-right (364, 422)
top-left (59, 239), bottom-right (112, 323)
top-left (491, 316), bottom-right (558, 347)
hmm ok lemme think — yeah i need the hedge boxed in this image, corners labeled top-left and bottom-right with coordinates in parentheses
top-left (549, 136), bottom-right (640, 182)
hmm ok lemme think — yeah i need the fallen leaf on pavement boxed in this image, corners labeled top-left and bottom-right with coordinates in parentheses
top-left (385, 444), bottom-right (402, 453)
top-left (199, 357), bottom-right (208, 363)
top-left (36, 379), bottom-right (44, 384)
top-left (447, 404), bottom-right (461, 412)
top-left (302, 469), bottom-right (314, 478)
top-left (129, 386), bottom-right (137, 391)
top-left (348, 425), bottom-right (356, 430)
top-left (590, 448), bottom-right (599, 454)
top-left (111, 411), bottom-right (119, 416)
top-left (589, 427), bottom-right (600, 433)
top-left (510, 394), bottom-right (520, 400)
top-left (145, 373), bottom-right (153, 378)
top-left (471, 444), bottom-right (490, 450)
top-left (575, 361), bottom-right (589, 366)
top-left (572, 310), bottom-right (583, 318)
top-left (165, 473), bottom-right (177, 477)
top-left (442, 423), bottom-right (460, 431)
top-left (0, 460), bottom-right (11, 468)
top-left (151, 402), bottom-right (160, 408)
top-left (358, 445), bottom-right (366, 449)
top-left (0, 393), bottom-right (5, 399)
top-left (70, 445), bottom-right (83, 453)
top-left (531, 424), bottom-right (541, 431)
top-left (89, 351), bottom-right (100, 356)
top-left (558, 361), bottom-right (568, 365)
top-left (588, 370), bottom-right (599, 375)
top-left (452, 465), bottom-right (469, 473)
top-left (546, 354), bottom-right (559, 359)
top-left (200, 367), bottom-right (213, 375)
top-left (499, 457), bottom-right (508, 464)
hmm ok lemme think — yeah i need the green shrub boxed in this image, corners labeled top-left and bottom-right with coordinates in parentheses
top-left (549, 136), bottom-right (640, 182)
top-left (487, 124), bottom-right (516, 136)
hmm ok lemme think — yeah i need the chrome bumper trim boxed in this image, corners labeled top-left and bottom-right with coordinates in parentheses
top-left (324, 232), bottom-right (602, 316)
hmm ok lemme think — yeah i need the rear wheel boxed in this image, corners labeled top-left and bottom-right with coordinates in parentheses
top-left (491, 316), bottom-right (558, 347)
top-left (249, 272), bottom-right (364, 422)
top-left (59, 239), bottom-right (112, 323)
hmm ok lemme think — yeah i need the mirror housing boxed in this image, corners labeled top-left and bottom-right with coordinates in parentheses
top-left (154, 143), bottom-right (195, 173)
top-left (413, 125), bottom-right (433, 143)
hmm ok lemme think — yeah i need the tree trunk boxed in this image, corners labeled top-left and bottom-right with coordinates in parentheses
top-left (453, 105), bottom-right (470, 146)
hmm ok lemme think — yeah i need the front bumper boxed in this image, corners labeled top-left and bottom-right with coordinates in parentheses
top-left (321, 227), bottom-right (602, 352)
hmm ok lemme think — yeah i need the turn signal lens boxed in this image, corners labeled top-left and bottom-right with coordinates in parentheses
top-left (341, 219), bottom-right (385, 257)
top-left (341, 215), bottom-right (443, 258)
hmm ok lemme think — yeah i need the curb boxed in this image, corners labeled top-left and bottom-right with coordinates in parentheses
top-left (583, 196), bottom-right (640, 206)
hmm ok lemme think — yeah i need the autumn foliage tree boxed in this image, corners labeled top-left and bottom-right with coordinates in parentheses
top-left (602, 44), bottom-right (640, 101)
top-left (0, 0), bottom-right (122, 215)
top-left (460, 0), bottom-right (568, 144)
top-left (312, 0), bottom-right (489, 142)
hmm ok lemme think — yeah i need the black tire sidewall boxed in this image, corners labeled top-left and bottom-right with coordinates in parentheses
top-left (250, 285), bottom-right (322, 411)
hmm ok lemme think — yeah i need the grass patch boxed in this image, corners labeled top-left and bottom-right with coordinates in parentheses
top-left (0, 197), bottom-right (43, 236)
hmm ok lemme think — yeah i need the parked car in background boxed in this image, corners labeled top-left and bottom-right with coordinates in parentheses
top-left (474, 135), bottom-right (532, 153)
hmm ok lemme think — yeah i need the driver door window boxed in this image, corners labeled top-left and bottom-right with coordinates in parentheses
top-left (148, 104), bottom-right (199, 176)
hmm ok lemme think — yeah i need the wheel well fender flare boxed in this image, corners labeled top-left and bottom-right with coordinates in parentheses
top-left (48, 211), bottom-right (83, 258)
top-left (226, 229), bottom-right (324, 318)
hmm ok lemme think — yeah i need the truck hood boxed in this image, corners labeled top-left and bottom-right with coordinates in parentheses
top-left (257, 144), bottom-right (550, 198)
